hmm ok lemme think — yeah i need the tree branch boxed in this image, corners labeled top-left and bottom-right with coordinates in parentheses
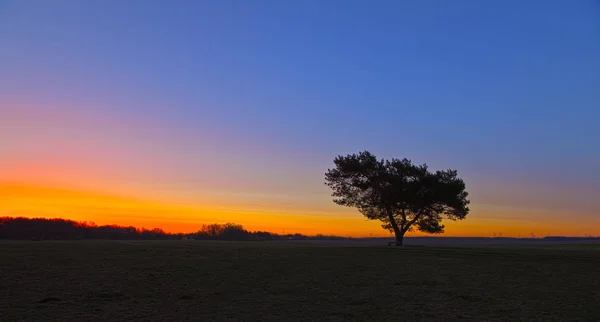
top-left (404, 208), bottom-right (427, 231)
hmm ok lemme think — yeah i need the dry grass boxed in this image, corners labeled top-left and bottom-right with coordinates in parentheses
top-left (1, 240), bottom-right (599, 321)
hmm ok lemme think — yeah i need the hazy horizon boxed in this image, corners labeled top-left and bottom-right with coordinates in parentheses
top-left (1, 1), bottom-right (599, 237)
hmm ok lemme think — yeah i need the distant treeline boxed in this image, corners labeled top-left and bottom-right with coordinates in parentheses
top-left (542, 236), bottom-right (600, 241)
top-left (0, 217), bottom-right (346, 241)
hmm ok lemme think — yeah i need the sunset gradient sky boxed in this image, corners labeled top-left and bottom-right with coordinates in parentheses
top-left (1, 0), bottom-right (599, 237)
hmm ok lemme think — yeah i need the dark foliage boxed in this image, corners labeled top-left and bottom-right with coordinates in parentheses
top-left (0, 217), bottom-right (172, 240)
top-left (325, 151), bottom-right (470, 245)
top-left (0, 217), bottom-right (343, 241)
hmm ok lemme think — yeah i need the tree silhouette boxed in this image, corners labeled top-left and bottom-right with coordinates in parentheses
top-left (0, 217), bottom-right (293, 241)
top-left (325, 151), bottom-right (470, 245)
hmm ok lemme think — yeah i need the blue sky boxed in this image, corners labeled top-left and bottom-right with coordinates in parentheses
top-left (1, 0), bottom-right (599, 235)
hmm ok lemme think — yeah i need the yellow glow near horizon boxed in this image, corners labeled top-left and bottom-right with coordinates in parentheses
top-left (1, 182), bottom-right (598, 238)
top-left (0, 182), bottom-right (381, 236)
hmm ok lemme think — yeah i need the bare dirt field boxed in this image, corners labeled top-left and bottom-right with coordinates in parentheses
top-left (1, 240), bottom-right (599, 321)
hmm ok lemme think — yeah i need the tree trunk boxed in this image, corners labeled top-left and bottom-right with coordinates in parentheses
top-left (386, 212), bottom-right (404, 246)
top-left (395, 230), bottom-right (405, 245)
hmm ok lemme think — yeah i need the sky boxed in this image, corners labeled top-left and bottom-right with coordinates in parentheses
top-left (1, 0), bottom-right (599, 237)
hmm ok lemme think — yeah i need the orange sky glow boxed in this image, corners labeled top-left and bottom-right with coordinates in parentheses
top-left (1, 181), bottom-right (597, 238)
top-left (2, 102), bottom-right (599, 238)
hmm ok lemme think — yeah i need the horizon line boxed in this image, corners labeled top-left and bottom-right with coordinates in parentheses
top-left (1, 215), bottom-right (597, 239)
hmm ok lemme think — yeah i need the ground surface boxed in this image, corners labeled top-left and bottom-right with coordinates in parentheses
top-left (1, 240), bottom-right (599, 321)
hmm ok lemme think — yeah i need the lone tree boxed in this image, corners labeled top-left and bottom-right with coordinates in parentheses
top-left (325, 151), bottom-right (469, 245)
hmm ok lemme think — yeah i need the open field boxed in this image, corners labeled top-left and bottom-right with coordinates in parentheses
top-left (1, 240), bottom-right (599, 321)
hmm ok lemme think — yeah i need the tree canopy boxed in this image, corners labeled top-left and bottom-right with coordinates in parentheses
top-left (325, 151), bottom-right (470, 244)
